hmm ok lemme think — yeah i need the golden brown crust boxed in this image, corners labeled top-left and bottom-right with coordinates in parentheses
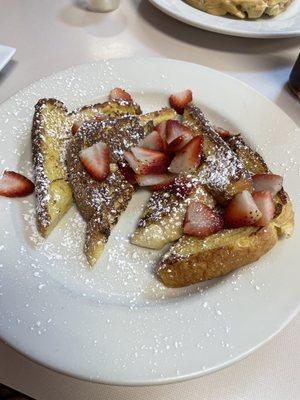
top-left (66, 115), bottom-right (144, 261)
top-left (131, 186), bottom-right (216, 249)
top-left (32, 98), bottom-right (143, 238)
top-left (156, 127), bottom-right (294, 287)
top-left (131, 105), bottom-right (252, 250)
top-left (32, 98), bottom-right (72, 237)
top-left (226, 135), bottom-right (268, 175)
top-left (139, 108), bottom-right (176, 126)
top-left (67, 107), bottom-right (179, 265)
top-left (157, 225), bottom-right (278, 287)
top-left (66, 114), bottom-right (155, 265)
top-left (85, 218), bottom-right (109, 266)
top-left (70, 99), bottom-right (142, 119)
top-left (183, 106), bottom-right (252, 203)
top-left (273, 200), bottom-right (294, 238)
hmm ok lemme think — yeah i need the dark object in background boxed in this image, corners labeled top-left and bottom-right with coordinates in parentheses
top-left (0, 383), bottom-right (33, 399)
top-left (289, 53), bottom-right (300, 99)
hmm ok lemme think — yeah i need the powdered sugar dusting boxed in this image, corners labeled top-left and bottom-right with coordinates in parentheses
top-left (0, 59), bottom-right (299, 385)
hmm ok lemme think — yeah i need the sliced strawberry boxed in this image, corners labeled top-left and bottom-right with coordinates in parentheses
top-left (117, 161), bottom-right (137, 185)
top-left (136, 173), bottom-right (175, 190)
top-left (168, 134), bottom-right (194, 153)
top-left (124, 151), bottom-right (140, 174)
top-left (183, 202), bottom-right (224, 238)
top-left (79, 142), bottom-right (110, 181)
top-left (130, 147), bottom-right (169, 174)
top-left (252, 173), bottom-right (283, 196)
top-left (168, 135), bottom-right (203, 174)
top-left (0, 170), bottom-right (34, 198)
top-left (109, 87), bottom-right (132, 102)
top-left (252, 191), bottom-right (275, 227)
top-left (154, 121), bottom-right (168, 151)
top-left (166, 120), bottom-right (184, 144)
top-left (71, 120), bottom-right (82, 135)
top-left (224, 190), bottom-right (262, 228)
top-left (138, 131), bottom-right (165, 152)
top-left (214, 126), bottom-right (232, 139)
top-left (169, 90), bottom-right (193, 114)
top-left (124, 149), bottom-right (169, 175)
top-left (166, 120), bottom-right (194, 152)
top-left (155, 121), bottom-right (167, 138)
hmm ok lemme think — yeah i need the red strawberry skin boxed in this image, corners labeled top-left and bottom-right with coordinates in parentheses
top-left (130, 147), bottom-right (169, 175)
top-left (183, 202), bottom-right (224, 238)
top-left (168, 135), bottom-right (203, 174)
top-left (0, 171), bottom-right (35, 198)
top-left (71, 121), bottom-right (81, 135)
top-left (109, 87), bottom-right (132, 102)
top-left (252, 173), bottom-right (283, 196)
top-left (252, 191), bottom-right (275, 227)
top-left (155, 121), bottom-right (167, 138)
top-left (214, 126), bottom-right (232, 139)
top-left (79, 142), bottom-right (110, 181)
top-left (169, 90), bottom-right (193, 114)
top-left (124, 149), bottom-right (169, 175)
top-left (168, 134), bottom-right (193, 153)
top-left (224, 190), bottom-right (262, 228)
top-left (166, 120), bottom-right (193, 152)
top-left (138, 131), bottom-right (165, 152)
top-left (117, 161), bottom-right (137, 185)
top-left (136, 173), bottom-right (175, 190)
top-left (155, 121), bottom-right (168, 152)
top-left (166, 120), bottom-right (185, 143)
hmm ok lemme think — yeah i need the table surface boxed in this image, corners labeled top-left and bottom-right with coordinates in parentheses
top-left (0, 1), bottom-right (299, 399)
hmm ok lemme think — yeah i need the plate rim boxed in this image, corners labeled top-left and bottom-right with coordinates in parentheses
top-left (0, 57), bottom-right (299, 386)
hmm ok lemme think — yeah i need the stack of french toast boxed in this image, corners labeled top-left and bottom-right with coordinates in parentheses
top-left (29, 88), bottom-right (294, 287)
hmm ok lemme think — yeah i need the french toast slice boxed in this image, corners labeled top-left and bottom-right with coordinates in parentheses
top-left (131, 105), bottom-right (252, 250)
top-left (157, 134), bottom-right (294, 287)
top-left (32, 99), bottom-right (72, 237)
top-left (32, 98), bottom-right (141, 237)
top-left (66, 108), bottom-right (176, 266)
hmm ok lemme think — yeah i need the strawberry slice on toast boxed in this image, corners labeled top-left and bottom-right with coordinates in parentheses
top-left (252, 173), bottom-right (283, 196)
top-left (138, 130), bottom-right (165, 152)
top-left (136, 173), bottom-right (175, 190)
top-left (109, 87), bottom-right (133, 102)
top-left (168, 135), bottom-right (203, 174)
top-left (71, 120), bottom-right (82, 135)
top-left (169, 90), bottom-right (193, 114)
top-left (166, 120), bottom-right (194, 152)
top-left (252, 190), bottom-right (275, 227)
top-left (125, 147), bottom-right (169, 175)
top-left (225, 190), bottom-right (262, 228)
top-left (79, 142), bottom-right (110, 181)
top-left (155, 121), bottom-right (167, 138)
top-left (214, 126), bottom-right (233, 139)
top-left (184, 202), bottom-right (224, 238)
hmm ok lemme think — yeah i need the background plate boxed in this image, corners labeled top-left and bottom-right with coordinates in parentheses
top-left (149, 0), bottom-right (300, 38)
top-left (0, 58), bottom-right (299, 385)
top-left (0, 45), bottom-right (15, 71)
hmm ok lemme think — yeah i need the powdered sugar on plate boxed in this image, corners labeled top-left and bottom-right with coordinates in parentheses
top-left (0, 59), bottom-right (299, 385)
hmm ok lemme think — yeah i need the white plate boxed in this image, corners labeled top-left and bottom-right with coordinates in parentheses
top-left (0, 45), bottom-right (15, 71)
top-left (149, 0), bottom-right (300, 38)
top-left (0, 58), bottom-right (299, 385)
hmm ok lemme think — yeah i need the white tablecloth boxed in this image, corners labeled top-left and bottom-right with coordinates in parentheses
top-left (0, 1), bottom-right (299, 399)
